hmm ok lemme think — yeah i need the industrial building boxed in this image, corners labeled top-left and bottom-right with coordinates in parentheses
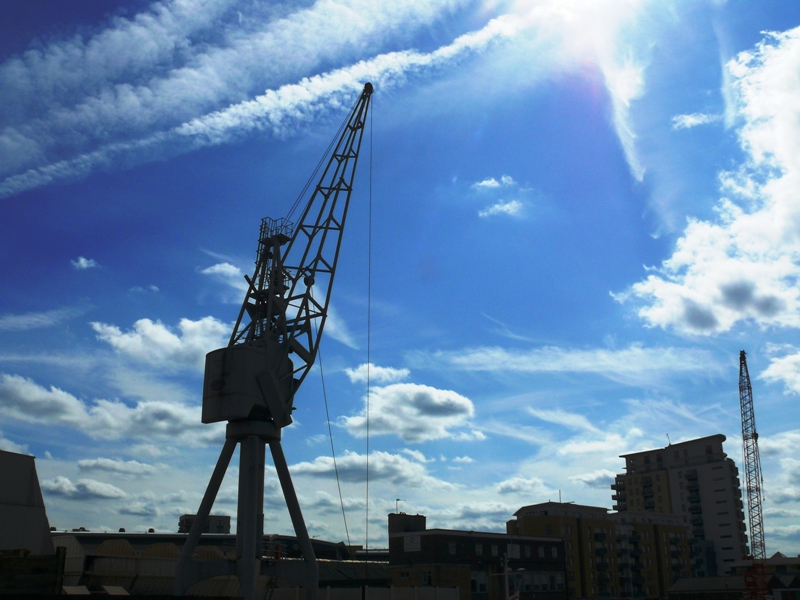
top-left (611, 434), bottom-right (748, 577)
top-left (507, 501), bottom-right (692, 598)
top-left (388, 513), bottom-right (567, 600)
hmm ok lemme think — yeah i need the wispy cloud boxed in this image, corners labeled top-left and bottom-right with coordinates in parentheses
top-left (416, 343), bottom-right (722, 386)
top-left (0, 0), bottom-right (656, 197)
top-left (0, 305), bottom-right (89, 331)
top-left (671, 112), bottom-right (723, 130)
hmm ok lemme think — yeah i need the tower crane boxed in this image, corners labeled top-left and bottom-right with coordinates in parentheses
top-left (175, 82), bottom-right (373, 600)
top-left (739, 350), bottom-right (768, 600)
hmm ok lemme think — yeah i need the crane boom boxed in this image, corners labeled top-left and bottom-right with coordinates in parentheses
top-left (202, 82), bottom-right (373, 426)
top-left (739, 350), bottom-right (768, 600)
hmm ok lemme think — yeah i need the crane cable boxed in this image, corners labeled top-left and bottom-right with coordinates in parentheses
top-left (313, 317), bottom-right (351, 546)
top-left (286, 93), bottom-right (359, 223)
top-left (364, 89), bottom-right (373, 576)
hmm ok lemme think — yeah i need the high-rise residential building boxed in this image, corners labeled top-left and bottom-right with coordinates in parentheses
top-left (507, 501), bottom-right (692, 599)
top-left (611, 434), bottom-right (748, 577)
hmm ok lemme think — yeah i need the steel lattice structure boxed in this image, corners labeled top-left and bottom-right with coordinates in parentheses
top-left (739, 350), bottom-right (768, 600)
top-left (176, 83), bottom-right (374, 600)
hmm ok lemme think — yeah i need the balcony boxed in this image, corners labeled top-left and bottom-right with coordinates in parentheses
top-left (670, 536), bottom-right (681, 544)
top-left (688, 493), bottom-right (701, 503)
top-left (617, 534), bottom-right (628, 542)
top-left (596, 547), bottom-right (608, 556)
top-left (618, 548), bottom-right (630, 556)
top-left (595, 533), bottom-right (607, 541)
top-left (689, 504), bottom-right (702, 514)
top-left (671, 550), bottom-right (682, 558)
top-left (629, 534), bottom-right (642, 542)
top-left (612, 493), bottom-right (625, 501)
top-left (691, 515), bottom-right (704, 525)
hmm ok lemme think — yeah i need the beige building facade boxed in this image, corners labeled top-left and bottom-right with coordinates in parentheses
top-left (612, 434), bottom-right (748, 576)
top-left (507, 502), bottom-right (691, 599)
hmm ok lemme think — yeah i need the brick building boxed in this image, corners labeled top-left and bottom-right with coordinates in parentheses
top-left (388, 513), bottom-right (567, 600)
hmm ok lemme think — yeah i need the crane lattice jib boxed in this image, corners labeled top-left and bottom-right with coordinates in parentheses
top-left (228, 83), bottom-right (373, 394)
top-left (739, 350), bottom-right (768, 600)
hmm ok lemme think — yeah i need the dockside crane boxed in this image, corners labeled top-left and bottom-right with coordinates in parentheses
top-left (739, 350), bottom-right (768, 600)
top-left (175, 82), bottom-right (373, 600)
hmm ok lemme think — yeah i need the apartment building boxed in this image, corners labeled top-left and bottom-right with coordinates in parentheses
top-left (611, 434), bottom-right (748, 576)
top-left (388, 513), bottom-right (567, 600)
top-left (507, 502), bottom-right (691, 599)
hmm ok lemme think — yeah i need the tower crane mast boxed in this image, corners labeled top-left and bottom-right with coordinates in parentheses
top-left (739, 350), bottom-right (768, 600)
top-left (175, 82), bottom-right (373, 600)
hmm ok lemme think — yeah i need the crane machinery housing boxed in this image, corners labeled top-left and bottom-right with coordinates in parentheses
top-left (739, 350), bottom-right (768, 600)
top-left (175, 82), bottom-right (374, 600)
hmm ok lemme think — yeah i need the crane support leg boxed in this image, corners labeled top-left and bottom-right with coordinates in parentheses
top-left (237, 434), bottom-right (265, 600)
top-left (270, 439), bottom-right (319, 600)
top-left (175, 437), bottom-right (237, 595)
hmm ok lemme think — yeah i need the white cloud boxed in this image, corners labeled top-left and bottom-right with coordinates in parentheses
top-left (496, 476), bottom-right (550, 496)
top-left (478, 200), bottom-right (523, 218)
top-left (570, 469), bottom-right (616, 489)
top-left (78, 458), bottom-right (156, 475)
top-left (0, 305), bottom-right (88, 331)
top-left (452, 455), bottom-right (474, 463)
top-left (200, 262), bottom-right (248, 292)
top-left (421, 343), bottom-right (721, 386)
top-left (91, 316), bottom-right (229, 370)
top-left (0, 431), bottom-right (28, 454)
top-left (472, 175), bottom-right (515, 189)
top-left (291, 450), bottom-right (456, 489)
top-left (402, 449), bottom-right (433, 463)
top-left (344, 363), bottom-right (410, 384)
top-left (341, 382), bottom-right (478, 442)
top-left (671, 112), bottom-right (723, 130)
top-left (41, 476), bottom-right (127, 500)
top-left (0, 373), bottom-right (222, 444)
top-left (71, 257), bottom-right (98, 270)
top-left (622, 27), bottom-right (800, 334)
top-left (761, 351), bottom-right (800, 394)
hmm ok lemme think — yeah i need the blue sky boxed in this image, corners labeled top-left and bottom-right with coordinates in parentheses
top-left (2, 0), bottom-right (800, 553)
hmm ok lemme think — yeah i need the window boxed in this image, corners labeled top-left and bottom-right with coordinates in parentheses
top-left (551, 547), bottom-right (558, 558)
top-left (422, 572), bottom-right (432, 587)
top-left (475, 544), bottom-right (483, 556)
top-left (565, 541), bottom-right (572, 551)
top-left (523, 573), bottom-right (533, 592)
top-left (449, 542), bottom-right (456, 555)
top-left (674, 451), bottom-right (679, 459)
top-left (562, 525), bottom-right (572, 535)
top-left (400, 572), bottom-right (409, 579)
top-left (545, 524), bottom-right (552, 534)
top-left (470, 571), bottom-right (488, 593)
top-left (491, 545), bottom-right (498, 556)
top-left (524, 546), bottom-right (531, 558)
top-left (538, 546), bottom-right (545, 558)
top-left (566, 556), bottom-right (573, 566)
